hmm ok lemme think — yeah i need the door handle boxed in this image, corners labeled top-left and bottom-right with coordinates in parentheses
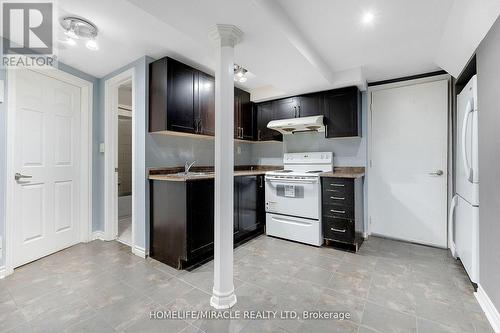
top-left (15, 173), bottom-right (32, 181)
top-left (461, 100), bottom-right (474, 182)
top-left (429, 170), bottom-right (444, 176)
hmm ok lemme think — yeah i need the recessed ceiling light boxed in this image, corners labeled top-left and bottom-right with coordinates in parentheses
top-left (362, 12), bottom-right (375, 25)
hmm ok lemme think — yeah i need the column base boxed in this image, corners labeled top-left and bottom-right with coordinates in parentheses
top-left (210, 287), bottom-right (237, 309)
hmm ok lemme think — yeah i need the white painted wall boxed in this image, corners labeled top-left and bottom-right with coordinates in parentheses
top-left (435, 0), bottom-right (500, 77)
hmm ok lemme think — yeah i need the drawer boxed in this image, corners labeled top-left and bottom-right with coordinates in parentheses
top-left (323, 217), bottom-right (355, 243)
top-left (322, 178), bottom-right (354, 197)
top-left (322, 202), bottom-right (354, 219)
top-left (322, 191), bottom-right (354, 207)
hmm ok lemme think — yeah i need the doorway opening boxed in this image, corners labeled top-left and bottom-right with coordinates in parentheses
top-left (117, 81), bottom-right (133, 246)
top-left (104, 68), bottom-right (135, 251)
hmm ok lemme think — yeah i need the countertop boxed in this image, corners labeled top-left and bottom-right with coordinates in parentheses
top-left (148, 165), bottom-right (282, 182)
top-left (148, 166), bottom-right (365, 181)
top-left (320, 167), bottom-right (365, 179)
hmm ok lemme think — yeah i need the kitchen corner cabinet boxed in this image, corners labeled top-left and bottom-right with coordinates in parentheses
top-left (150, 175), bottom-right (265, 269)
top-left (321, 177), bottom-right (364, 252)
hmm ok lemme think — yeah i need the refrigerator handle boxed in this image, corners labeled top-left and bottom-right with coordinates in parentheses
top-left (461, 100), bottom-right (474, 183)
top-left (449, 195), bottom-right (458, 258)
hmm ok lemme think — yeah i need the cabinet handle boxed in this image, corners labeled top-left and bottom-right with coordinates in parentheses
top-left (258, 129), bottom-right (262, 141)
top-left (330, 184), bottom-right (345, 187)
top-left (241, 127), bottom-right (244, 138)
top-left (260, 176), bottom-right (264, 188)
top-left (330, 209), bottom-right (346, 214)
top-left (331, 228), bottom-right (346, 233)
top-left (198, 120), bottom-right (202, 133)
top-left (294, 106), bottom-right (297, 118)
top-left (298, 105), bottom-right (301, 117)
top-left (330, 196), bottom-right (345, 200)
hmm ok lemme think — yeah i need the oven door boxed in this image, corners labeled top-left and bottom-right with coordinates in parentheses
top-left (265, 176), bottom-right (320, 220)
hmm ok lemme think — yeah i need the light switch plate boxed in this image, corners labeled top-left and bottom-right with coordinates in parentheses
top-left (0, 80), bottom-right (4, 103)
top-left (99, 143), bottom-right (105, 153)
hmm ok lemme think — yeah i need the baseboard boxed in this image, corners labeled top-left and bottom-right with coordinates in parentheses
top-left (476, 285), bottom-right (500, 333)
top-left (91, 231), bottom-right (105, 241)
top-left (0, 266), bottom-right (5, 279)
top-left (132, 245), bottom-right (147, 258)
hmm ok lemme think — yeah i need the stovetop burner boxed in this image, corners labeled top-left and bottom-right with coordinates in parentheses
top-left (275, 169), bottom-right (294, 173)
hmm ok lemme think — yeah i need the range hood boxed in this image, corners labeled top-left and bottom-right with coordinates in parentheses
top-left (267, 115), bottom-right (325, 135)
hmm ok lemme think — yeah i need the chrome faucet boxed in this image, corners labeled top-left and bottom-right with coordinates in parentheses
top-left (184, 160), bottom-right (196, 174)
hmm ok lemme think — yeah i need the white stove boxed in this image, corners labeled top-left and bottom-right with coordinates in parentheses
top-left (265, 152), bottom-right (333, 246)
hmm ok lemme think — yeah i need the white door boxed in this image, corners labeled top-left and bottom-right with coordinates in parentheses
top-left (13, 69), bottom-right (81, 267)
top-left (369, 79), bottom-right (448, 247)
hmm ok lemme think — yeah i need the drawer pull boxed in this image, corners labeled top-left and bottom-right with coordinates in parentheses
top-left (330, 196), bottom-right (345, 200)
top-left (331, 228), bottom-right (346, 233)
top-left (330, 209), bottom-right (346, 214)
top-left (330, 184), bottom-right (345, 187)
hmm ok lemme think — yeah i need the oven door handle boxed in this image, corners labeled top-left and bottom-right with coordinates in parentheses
top-left (265, 177), bottom-right (318, 184)
top-left (271, 216), bottom-right (313, 227)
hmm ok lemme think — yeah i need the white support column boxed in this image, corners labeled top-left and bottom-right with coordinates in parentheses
top-left (209, 24), bottom-right (243, 310)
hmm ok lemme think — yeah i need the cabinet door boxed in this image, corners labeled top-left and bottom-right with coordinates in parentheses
top-left (237, 176), bottom-right (259, 234)
top-left (198, 72), bottom-right (215, 136)
top-left (274, 97), bottom-right (298, 119)
top-left (323, 87), bottom-right (361, 138)
top-left (149, 58), bottom-right (168, 132)
top-left (298, 93), bottom-right (322, 118)
top-left (234, 179), bottom-right (240, 236)
top-left (239, 89), bottom-right (254, 140)
top-left (167, 59), bottom-right (197, 133)
top-left (187, 179), bottom-right (214, 259)
top-left (234, 89), bottom-right (242, 139)
top-left (256, 102), bottom-right (279, 141)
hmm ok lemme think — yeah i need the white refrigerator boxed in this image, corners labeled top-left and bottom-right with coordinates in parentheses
top-left (450, 75), bottom-right (479, 284)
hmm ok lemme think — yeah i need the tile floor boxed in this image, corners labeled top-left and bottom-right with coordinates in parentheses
top-left (117, 216), bottom-right (132, 247)
top-left (0, 235), bottom-right (494, 333)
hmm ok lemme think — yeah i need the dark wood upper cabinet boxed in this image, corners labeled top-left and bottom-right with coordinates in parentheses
top-left (149, 58), bottom-right (168, 132)
top-left (197, 72), bottom-right (215, 136)
top-left (256, 101), bottom-right (280, 141)
top-left (240, 90), bottom-right (254, 140)
top-left (323, 86), bottom-right (361, 138)
top-left (149, 57), bottom-right (253, 138)
top-left (297, 93), bottom-right (322, 118)
top-left (274, 97), bottom-right (299, 119)
top-left (150, 56), bottom-right (360, 139)
top-left (166, 58), bottom-right (198, 133)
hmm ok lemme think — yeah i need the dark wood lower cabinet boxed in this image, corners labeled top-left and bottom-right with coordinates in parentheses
top-left (321, 177), bottom-right (364, 252)
top-left (150, 175), bottom-right (265, 269)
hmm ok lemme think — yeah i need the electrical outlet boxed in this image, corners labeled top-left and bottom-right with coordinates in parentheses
top-left (237, 146), bottom-right (241, 155)
top-left (99, 143), bottom-right (105, 153)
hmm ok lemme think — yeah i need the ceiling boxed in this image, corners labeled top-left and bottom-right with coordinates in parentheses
top-left (55, 0), bottom-right (466, 100)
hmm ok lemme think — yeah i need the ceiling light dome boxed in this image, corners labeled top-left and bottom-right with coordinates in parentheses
top-left (60, 16), bottom-right (99, 50)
